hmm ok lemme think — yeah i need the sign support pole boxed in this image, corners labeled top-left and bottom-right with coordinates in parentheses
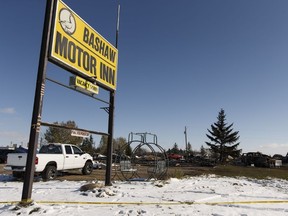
top-left (105, 91), bottom-right (115, 186)
top-left (21, 0), bottom-right (55, 203)
top-left (105, 4), bottom-right (120, 186)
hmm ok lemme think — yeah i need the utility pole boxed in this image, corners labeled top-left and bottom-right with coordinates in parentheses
top-left (184, 126), bottom-right (188, 154)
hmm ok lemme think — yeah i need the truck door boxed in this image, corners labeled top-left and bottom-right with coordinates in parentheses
top-left (64, 145), bottom-right (74, 169)
top-left (72, 145), bottom-right (85, 168)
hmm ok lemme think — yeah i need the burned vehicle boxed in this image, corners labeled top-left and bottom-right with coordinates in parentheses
top-left (241, 152), bottom-right (274, 167)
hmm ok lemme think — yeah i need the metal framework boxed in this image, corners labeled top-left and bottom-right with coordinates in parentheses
top-left (115, 132), bottom-right (168, 181)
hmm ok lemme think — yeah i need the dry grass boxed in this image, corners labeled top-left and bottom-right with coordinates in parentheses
top-left (168, 164), bottom-right (288, 180)
top-left (207, 165), bottom-right (288, 180)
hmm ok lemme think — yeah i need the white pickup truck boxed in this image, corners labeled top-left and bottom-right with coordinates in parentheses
top-left (4, 143), bottom-right (93, 180)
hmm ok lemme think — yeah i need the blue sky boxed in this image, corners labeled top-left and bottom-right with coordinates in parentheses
top-left (1, 0), bottom-right (288, 156)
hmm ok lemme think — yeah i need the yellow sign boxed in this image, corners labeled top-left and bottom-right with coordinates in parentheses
top-left (50, 0), bottom-right (118, 90)
top-left (70, 76), bottom-right (99, 94)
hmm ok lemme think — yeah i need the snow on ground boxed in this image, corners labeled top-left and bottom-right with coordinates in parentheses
top-left (1, 174), bottom-right (288, 215)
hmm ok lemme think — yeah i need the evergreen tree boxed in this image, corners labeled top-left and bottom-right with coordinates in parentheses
top-left (200, 145), bottom-right (207, 158)
top-left (167, 148), bottom-right (171, 154)
top-left (187, 142), bottom-right (192, 152)
top-left (205, 109), bottom-right (241, 163)
top-left (171, 143), bottom-right (179, 154)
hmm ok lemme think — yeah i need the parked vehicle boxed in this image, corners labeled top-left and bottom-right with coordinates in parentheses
top-left (93, 160), bottom-right (106, 169)
top-left (4, 143), bottom-right (93, 180)
top-left (272, 154), bottom-right (284, 160)
top-left (283, 153), bottom-right (288, 164)
top-left (187, 156), bottom-right (216, 167)
top-left (0, 147), bottom-right (28, 164)
top-left (241, 152), bottom-right (274, 167)
top-left (168, 153), bottom-right (184, 160)
top-left (0, 149), bottom-right (14, 164)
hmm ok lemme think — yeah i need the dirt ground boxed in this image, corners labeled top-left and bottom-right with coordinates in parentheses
top-left (0, 164), bottom-right (209, 182)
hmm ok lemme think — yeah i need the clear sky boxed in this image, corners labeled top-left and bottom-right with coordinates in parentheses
top-left (1, 0), bottom-right (288, 156)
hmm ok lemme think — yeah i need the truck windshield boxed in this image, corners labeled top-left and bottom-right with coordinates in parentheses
top-left (39, 145), bottom-right (62, 154)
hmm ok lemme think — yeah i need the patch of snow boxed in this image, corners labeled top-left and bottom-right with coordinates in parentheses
top-left (1, 175), bottom-right (288, 215)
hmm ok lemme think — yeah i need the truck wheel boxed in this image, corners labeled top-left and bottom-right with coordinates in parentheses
top-left (82, 161), bottom-right (93, 175)
top-left (13, 171), bottom-right (24, 179)
top-left (42, 166), bottom-right (57, 180)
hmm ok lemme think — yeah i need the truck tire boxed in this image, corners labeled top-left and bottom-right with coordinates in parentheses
top-left (82, 161), bottom-right (93, 175)
top-left (12, 171), bottom-right (24, 179)
top-left (42, 166), bottom-right (57, 180)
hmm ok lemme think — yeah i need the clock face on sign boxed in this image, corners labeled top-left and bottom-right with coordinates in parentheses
top-left (59, 8), bottom-right (76, 35)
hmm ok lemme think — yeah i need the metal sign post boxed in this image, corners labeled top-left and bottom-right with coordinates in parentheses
top-left (21, 0), bottom-right (55, 204)
top-left (105, 4), bottom-right (120, 186)
top-left (105, 91), bottom-right (115, 186)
